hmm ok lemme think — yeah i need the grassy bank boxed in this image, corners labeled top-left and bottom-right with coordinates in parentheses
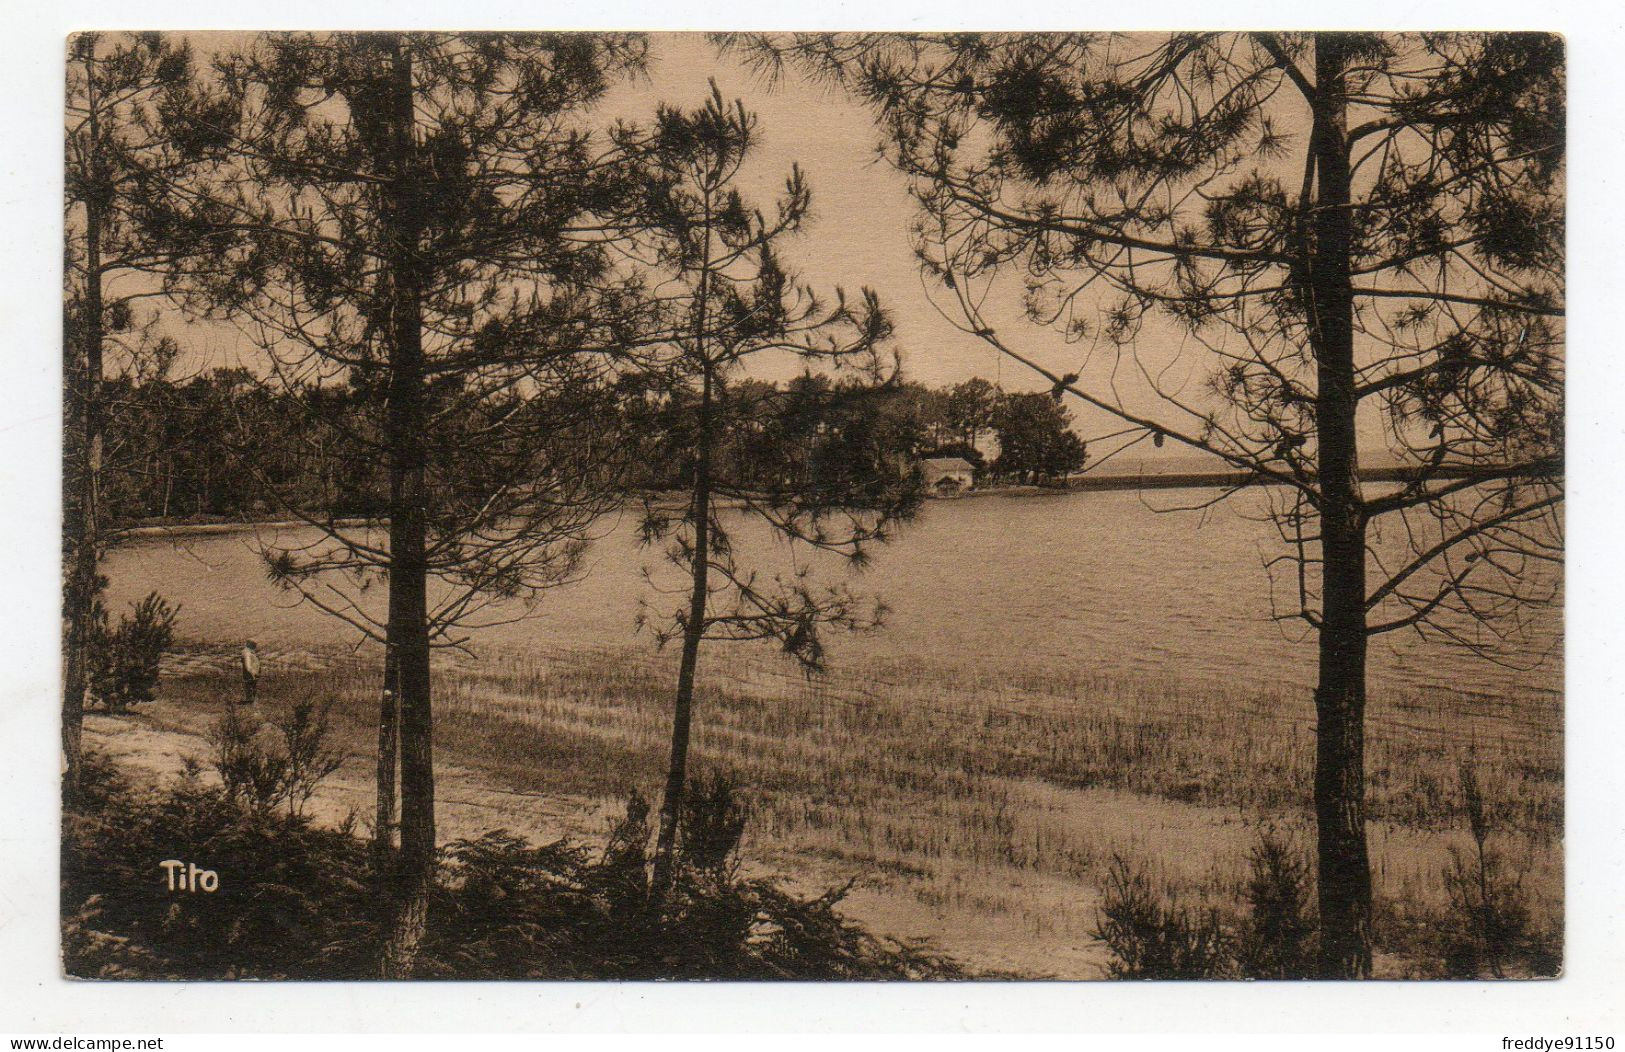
top-left (113, 638), bottom-right (1561, 978)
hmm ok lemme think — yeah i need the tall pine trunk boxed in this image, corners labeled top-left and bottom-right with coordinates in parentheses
top-left (652, 364), bottom-right (714, 897)
top-left (1308, 34), bottom-right (1373, 978)
top-left (63, 49), bottom-right (104, 803)
top-left (376, 36), bottom-right (436, 979)
top-left (373, 649), bottom-right (399, 868)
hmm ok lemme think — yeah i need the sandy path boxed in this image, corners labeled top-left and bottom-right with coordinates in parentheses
top-left (84, 700), bottom-right (618, 848)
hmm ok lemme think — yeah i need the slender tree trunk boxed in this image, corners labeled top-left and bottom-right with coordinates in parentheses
top-left (652, 363), bottom-right (714, 897)
top-left (63, 52), bottom-right (104, 804)
top-left (1308, 34), bottom-right (1373, 979)
top-left (373, 648), bottom-right (399, 868)
top-left (376, 36), bottom-right (436, 979)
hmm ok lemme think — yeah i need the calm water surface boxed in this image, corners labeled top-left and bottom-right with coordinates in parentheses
top-left (104, 489), bottom-right (1562, 701)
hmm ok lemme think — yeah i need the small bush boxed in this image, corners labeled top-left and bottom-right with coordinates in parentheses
top-left (1092, 833), bottom-right (1320, 980)
top-left (594, 789), bottom-right (654, 913)
top-left (1093, 856), bottom-right (1231, 979)
top-left (421, 830), bottom-right (602, 979)
top-left (1235, 830), bottom-right (1316, 979)
top-left (87, 592), bottom-right (178, 712)
top-left (207, 705), bottom-right (290, 814)
top-left (678, 771), bottom-right (750, 881)
top-left (278, 700), bottom-right (348, 819)
top-left (1438, 762), bottom-right (1560, 978)
top-left (206, 700), bottom-right (347, 818)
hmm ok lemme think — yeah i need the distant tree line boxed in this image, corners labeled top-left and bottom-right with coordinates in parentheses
top-left (94, 369), bottom-right (1088, 524)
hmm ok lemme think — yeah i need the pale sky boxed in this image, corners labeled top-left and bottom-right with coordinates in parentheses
top-left (601, 34), bottom-right (1014, 390)
top-left (178, 33), bottom-right (1018, 391)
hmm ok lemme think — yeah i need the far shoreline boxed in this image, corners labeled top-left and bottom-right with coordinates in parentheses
top-left (114, 461), bottom-right (1540, 538)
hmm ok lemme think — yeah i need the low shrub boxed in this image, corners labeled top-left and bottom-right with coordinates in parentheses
top-left (206, 700), bottom-right (348, 818)
top-left (62, 753), bottom-right (961, 980)
top-left (1235, 830), bottom-right (1316, 979)
top-left (1093, 831), bottom-right (1314, 980)
top-left (278, 700), bottom-right (348, 819)
top-left (87, 592), bottom-right (178, 713)
top-left (417, 773), bottom-right (958, 980)
top-left (678, 771), bottom-right (750, 882)
top-left (207, 706), bottom-right (289, 814)
top-left (61, 756), bottom-right (377, 980)
top-left (1093, 855), bottom-right (1231, 979)
top-left (1436, 762), bottom-right (1561, 978)
top-left (1092, 815), bottom-right (1559, 981)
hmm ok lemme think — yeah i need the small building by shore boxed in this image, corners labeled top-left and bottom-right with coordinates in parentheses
top-left (919, 456), bottom-right (976, 497)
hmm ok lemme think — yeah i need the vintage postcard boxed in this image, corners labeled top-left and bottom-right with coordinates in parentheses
top-left (59, 30), bottom-right (1563, 982)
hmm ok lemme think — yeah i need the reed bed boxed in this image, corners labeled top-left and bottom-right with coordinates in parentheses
top-left (150, 639), bottom-right (1561, 976)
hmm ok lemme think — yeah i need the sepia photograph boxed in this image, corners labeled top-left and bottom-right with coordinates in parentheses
top-left (55, 29), bottom-right (1565, 984)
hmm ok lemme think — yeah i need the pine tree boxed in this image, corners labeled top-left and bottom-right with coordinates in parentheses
top-left (616, 88), bottom-right (922, 895)
top-left (734, 31), bottom-right (1564, 975)
top-left (194, 31), bottom-right (655, 975)
top-left (63, 32), bottom-right (233, 798)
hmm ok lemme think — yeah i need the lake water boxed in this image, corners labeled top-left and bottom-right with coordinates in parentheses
top-left (104, 489), bottom-right (1562, 702)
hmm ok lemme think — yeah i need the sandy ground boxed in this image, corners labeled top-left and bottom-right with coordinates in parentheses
top-left (85, 701), bottom-right (616, 848)
top-left (83, 697), bottom-right (1116, 979)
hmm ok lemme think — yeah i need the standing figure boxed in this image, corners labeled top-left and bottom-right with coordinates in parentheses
top-left (239, 640), bottom-right (260, 706)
